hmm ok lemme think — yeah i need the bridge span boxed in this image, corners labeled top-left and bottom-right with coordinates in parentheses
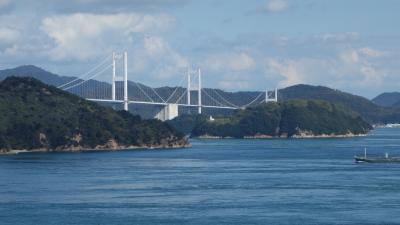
top-left (57, 52), bottom-right (277, 121)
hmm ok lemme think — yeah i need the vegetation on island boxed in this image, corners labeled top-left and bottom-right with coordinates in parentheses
top-left (0, 77), bottom-right (187, 153)
top-left (279, 84), bottom-right (400, 124)
top-left (169, 100), bottom-right (372, 138)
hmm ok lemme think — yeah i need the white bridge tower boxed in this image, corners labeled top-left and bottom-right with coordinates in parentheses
top-left (111, 51), bottom-right (129, 111)
top-left (186, 67), bottom-right (202, 114)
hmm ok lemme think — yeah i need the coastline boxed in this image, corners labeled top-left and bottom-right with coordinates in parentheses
top-left (1, 131), bottom-right (370, 154)
top-left (291, 133), bottom-right (367, 139)
top-left (194, 132), bottom-right (368, 140)
top-left (0, 140), bottom-right (191, 155)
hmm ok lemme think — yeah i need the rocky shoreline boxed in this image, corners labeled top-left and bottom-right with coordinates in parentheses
top-left (291, 133), bottom-right (367, 139)
top-left (195, 132), bottom-right (368, 140)
top-left (290, 130), bottom-right (368, 139)
top-left (0, 139), bottom-right (191, 155)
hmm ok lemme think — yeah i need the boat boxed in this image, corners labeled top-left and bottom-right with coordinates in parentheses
top-left (354, 148), bottom-right (400, 163)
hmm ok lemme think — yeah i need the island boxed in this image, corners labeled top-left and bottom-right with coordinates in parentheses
top-left (169, 100), bottom-right (372, 138)
top-left (0, 77), bottom-right (189, 154)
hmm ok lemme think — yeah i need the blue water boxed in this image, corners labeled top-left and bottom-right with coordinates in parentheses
top-left (1, 128), bottom-right (400, 225)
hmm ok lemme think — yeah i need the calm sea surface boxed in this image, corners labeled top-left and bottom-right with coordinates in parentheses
top-left (1, 128), bottom-right (400, 225)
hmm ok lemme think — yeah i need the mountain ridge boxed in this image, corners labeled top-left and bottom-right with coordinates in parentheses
top-left (372, 92), bottom-right (400, 107)
top-left (1, 65), bottom-right (400, 123)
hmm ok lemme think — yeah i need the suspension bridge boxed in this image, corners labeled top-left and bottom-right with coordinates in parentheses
top-left (57, 52), bottom-right (278, 121)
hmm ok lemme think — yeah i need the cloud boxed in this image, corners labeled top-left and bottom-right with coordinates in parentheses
top-left (0, 9), bottom-right (187, 83)
top-left (218, 75), bottom-right (252, 90)
top-left (69, 0), bottom-right (188, 12)
top-left (339, 49), bottom-right (359, 64)
top-left (203, 52), bottom-right (256, 72)
top-left (200, 52), bottom-right (258, 90)
top-left (0, 13), bottom-right (53, 61)
top-left (144, 35), bottom-right (170, 56)
top-left (340, 47), bottom-right (386, 65)
top-left (264, 47), bottom-right (389, 92)
top-left (139, 35), bottom-right (188, 79)
top-left (265, 0), bottom-right (288, 13)
top-left (359, 47), bottom-right (385, 58)
top-left (0, 0), bottom-right (398, 98)
top-left (0, 0), bottom-right (9, 8)
top-left (2, 0), bottom-right (188, 14)
top-left (317, 32), bottom-right (359, 42)
top-left (40, 13), bottom-right (175, 60)
top-left (0, 27), bottom-right (20, 43)
top-left (265, 58), bottom-right (305, 87)
top-left (186, 31), bottom-right (398, 95)
top-left (246, 0), bottom-right (289, 15)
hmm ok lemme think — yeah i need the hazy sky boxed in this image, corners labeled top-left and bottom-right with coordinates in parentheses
top-left (0, 0), bottom-right (399, 98)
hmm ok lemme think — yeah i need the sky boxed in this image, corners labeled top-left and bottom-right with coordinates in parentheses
top-left (0, 0), bottom-right (399, 98)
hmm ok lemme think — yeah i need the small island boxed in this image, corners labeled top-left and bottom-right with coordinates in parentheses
top-left (169, 100), bottom-right (372, 139)
top-left (0, 77), bottom-right (189, 154)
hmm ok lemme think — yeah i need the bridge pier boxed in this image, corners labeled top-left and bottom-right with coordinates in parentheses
top-left (155, 104), bottom-right (179, 121)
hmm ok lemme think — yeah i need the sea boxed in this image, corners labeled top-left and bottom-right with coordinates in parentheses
top-left (1, 128), bottom-right (400, 225)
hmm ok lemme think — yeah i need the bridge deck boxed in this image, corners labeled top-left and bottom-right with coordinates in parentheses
top-left (86, 98), bottom-right (238, 110)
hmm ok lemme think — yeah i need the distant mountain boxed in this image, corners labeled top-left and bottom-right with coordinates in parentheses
top-left (394, 102), bottom-right (400, 108)
top-left (169, 100), bottom-right (372, 138)
top-left (278, 84), bottom-right (400, 123)
top-left (0, 65), bottom-right (74, 86)
top-left (2, 65), bottom-right (400, 123)
top-left (0, 77), bottom-right (187, 153)
top-left (372, 92), bottom-right (400, 107)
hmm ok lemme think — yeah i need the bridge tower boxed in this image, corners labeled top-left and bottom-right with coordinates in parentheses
top-left (266, 88), bottom-right (278, 103)
top-left (186, 67), bottom-right (202, 114)
top-left (123, 52), bottom-right (128, 111)
top-left (187, 67), bottom-right (191, 106)
top-left (112, 52), bottom-right (116, 101)
top-left (198, 68), bottom-right (202, 114)
top-left (111, 52), bottom-right (129, 111)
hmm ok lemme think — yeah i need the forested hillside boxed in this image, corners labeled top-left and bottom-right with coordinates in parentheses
top-left (169, 100), bottom-right (372, 138)
top-left (0, 77), bottom-right (188, 153)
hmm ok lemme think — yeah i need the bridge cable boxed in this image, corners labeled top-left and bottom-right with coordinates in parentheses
top-left (174, 89), bottom-right (187, 104)
top-left (133, 82), bottom-right (155, 102)
top-left (202, 89), bottom-right (234, 108)
top-left (149, 87), bottom-right (166, 103)
top-left (62, 64), bottom-right (112, 91)
top-left (166, 75), bottom-right (186, 103)
top-left (211, 89), bottom-right (240, 108)
top-left (241, 92), bottom-right (265, 108)
top-left (57, 55), bottom-right (111, 88)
